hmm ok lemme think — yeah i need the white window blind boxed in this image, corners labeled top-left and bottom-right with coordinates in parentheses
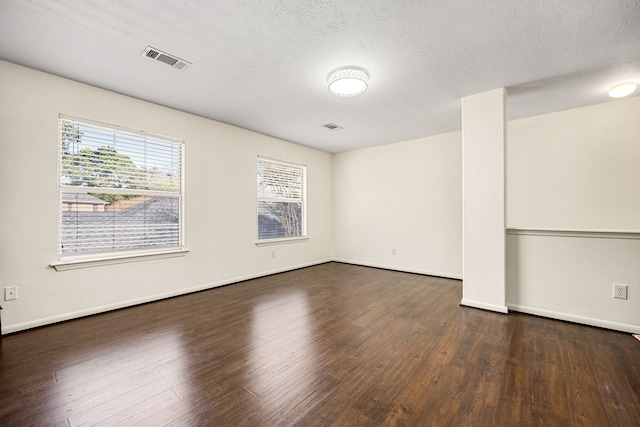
top-left (257, 157), bottom-right (306, 240)
top-left (58, 116), bottom-right (184, 257)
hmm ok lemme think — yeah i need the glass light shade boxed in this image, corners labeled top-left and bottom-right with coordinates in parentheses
top-left (328, 68), bottom-right (369, 97)
top-left (608, 82), bottom-right (636, 98)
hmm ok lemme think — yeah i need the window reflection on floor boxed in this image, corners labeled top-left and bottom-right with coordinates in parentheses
top-left (50, 329), bottom-right (190, 425)
top-left (248, 290), bottom-right (316, 403)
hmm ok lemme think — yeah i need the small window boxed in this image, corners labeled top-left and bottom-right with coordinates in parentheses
top-left (58, 116), bottom-right (184, 258)
top-left (257, 157), bottom-right (306, 241)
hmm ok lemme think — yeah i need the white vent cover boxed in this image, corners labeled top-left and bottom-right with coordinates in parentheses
top-left (141, 46), bottom-right (191, 70)
top-left (323, 123), bottom-right (344, 131)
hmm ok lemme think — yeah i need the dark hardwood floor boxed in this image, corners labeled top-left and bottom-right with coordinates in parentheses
top-left (1, 262), bottom-right (638, 426)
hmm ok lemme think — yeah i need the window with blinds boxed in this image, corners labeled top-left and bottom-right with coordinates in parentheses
top-left (58, 116), bottom-right (184, 257)
top-left (257, 157), bottom-right (306, 240)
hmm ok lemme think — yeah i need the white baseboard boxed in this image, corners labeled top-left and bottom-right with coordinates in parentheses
top-left (6, 260), bottom-right (638, 336)
top-left (2, 258), bottom-right (332, 335)
top-left (333, 258), bottom-right (463, 280)
top-left (508, 303), bottom-right (640, 334)
top-left (460, 299), bottom-right (509, 314)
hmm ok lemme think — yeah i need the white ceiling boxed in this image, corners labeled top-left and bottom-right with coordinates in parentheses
top-left (1, 0), bottom-right (638, 153)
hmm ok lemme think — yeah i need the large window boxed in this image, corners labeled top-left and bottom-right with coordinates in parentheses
top-left (257, 157), bottom-right (306, 241)
top-left (58, 116), bottom-right (184, 259)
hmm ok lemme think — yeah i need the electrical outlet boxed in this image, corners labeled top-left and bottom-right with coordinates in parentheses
top-left (4, 286), bottom-right (17, 301)
top-left (613, 284), bottom-right (628, 300)
top-left (271, 250), bottom-right (276, 259)
top-left (392, 248), bottom-right (397, 255)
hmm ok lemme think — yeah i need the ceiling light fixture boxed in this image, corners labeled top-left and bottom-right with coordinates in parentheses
top-left (328, 67), bottom-right (369, 97)
top-left (608, 82), bottom-right (636, 98)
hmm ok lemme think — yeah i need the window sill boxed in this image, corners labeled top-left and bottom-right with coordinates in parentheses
top-left (255, 237), bottom-right (308, 247)
top-left (50, 249), bottom-right (189, 271)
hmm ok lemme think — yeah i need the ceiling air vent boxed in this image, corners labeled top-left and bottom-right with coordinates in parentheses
top-left (323, 123), bottom-right (344, 131)
top-left (141, 46), bottom-right (191, 70)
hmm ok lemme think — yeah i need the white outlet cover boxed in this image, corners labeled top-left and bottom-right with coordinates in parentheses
top-left (5, 287), bottom-right (18, 301)
top-left (613, 284), bottom-right (628, 300)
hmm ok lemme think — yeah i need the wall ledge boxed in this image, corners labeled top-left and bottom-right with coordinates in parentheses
top-left (507, 228), bottom-right (640, 240)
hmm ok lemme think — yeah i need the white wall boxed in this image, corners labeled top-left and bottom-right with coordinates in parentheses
top-left (0, 61), bottom-right (333, 333)
top-left (461, 88), bottom-right (507, 313)
top-left (332, 132), bottom-right (462, 279)
top-left (506, 97), bottom-right (640, 333)
top-left (507, 231), bottom-right (640, 333)
top-left (508, 96), bottom-right (640, 231)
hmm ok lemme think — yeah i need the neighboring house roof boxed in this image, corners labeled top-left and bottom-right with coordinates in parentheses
top-left (62, 192), bottom-right (109, 205)
top-left (61, 197), bottom-right (180, 254)
top-left (117, 196), bottom-right (179, 223)
top-left (61, 195), bottom-right (294, 251)
top-left (62, 197), bottom-right (179, 224)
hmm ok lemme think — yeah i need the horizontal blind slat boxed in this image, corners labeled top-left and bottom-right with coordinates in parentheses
top-left (257, 158), bottom-right (305, 240)
top-left (59, 117), bottom-right (184, 257)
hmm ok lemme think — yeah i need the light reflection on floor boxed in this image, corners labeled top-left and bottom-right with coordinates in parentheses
top-left (50, 328), bottom-right (190, 425)
top-left (248, 289), bottom-right (316, 408)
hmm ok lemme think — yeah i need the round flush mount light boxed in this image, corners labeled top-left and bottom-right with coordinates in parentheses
top-left (608, 82), bottom-right (637, 98)
top-left (328, 67), bottom-right (369, 97)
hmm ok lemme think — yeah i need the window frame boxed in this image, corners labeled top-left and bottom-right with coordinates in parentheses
top-left (256, 156), bottom-right (307, 245)
top-left (51, 115), bottom-right (187, 270)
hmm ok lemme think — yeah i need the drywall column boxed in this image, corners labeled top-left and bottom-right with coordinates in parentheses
top-left (461, 88), bottom-right (507, 313)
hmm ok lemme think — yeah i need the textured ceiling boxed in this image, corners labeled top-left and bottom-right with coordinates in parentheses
top-left (1, 0), bottom-right (639, 153)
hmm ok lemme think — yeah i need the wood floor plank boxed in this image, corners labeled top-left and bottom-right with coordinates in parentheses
top-left (1, 262), bottom-right (639, 426)
top-left (590, 341), bottom-right (640, 425)
top-left (559, 335), bottom-right (613, 426)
